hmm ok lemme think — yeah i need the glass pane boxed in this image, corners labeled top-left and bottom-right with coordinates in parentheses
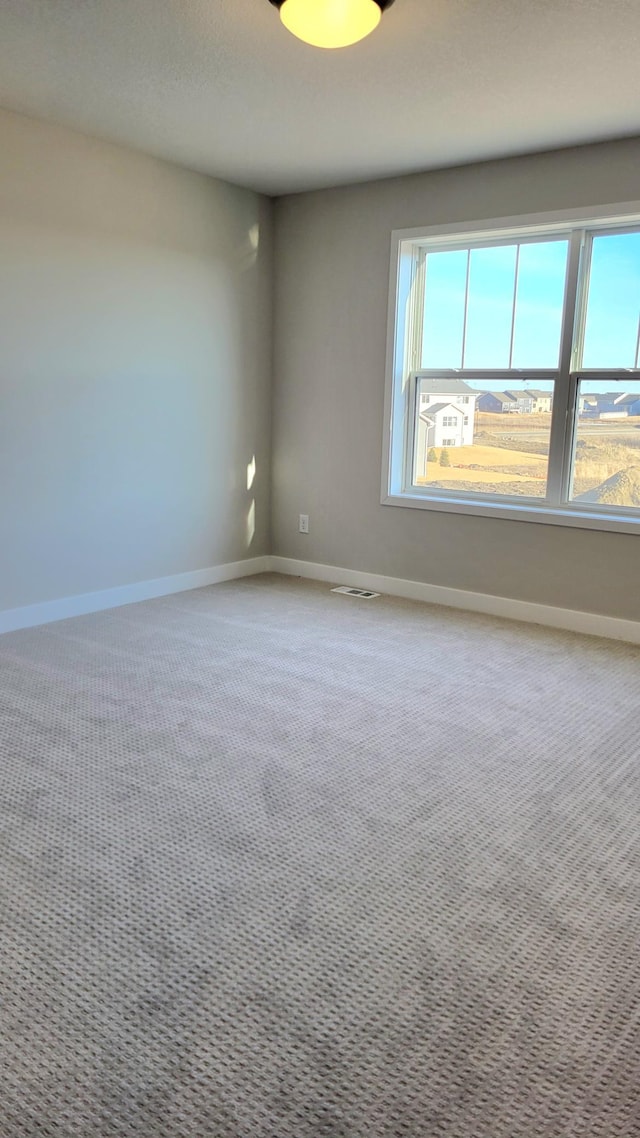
top-left (414, 377), bottom-right (554, 499)
top-left (463, 245), bottom-right (517, 368)
top-left (422, 250), bottom-right (467, 368)
top-left (511, 240), bottom-right (568, 368)
top-left (571, 379), bottom-right (640, 508)
top-left (582, 232), bottom-right (640, 368)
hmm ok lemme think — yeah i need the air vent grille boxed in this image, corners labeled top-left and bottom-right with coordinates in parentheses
top-left (331, 586), bottom-right (380, 599)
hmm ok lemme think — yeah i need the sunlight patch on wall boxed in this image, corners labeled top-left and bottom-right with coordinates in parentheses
top-left (239, 224), bottom-right (260, 272)
top-left (247, 455), bottom-right (256, 490)
top-left (246, 499), bottom-right (256, 546)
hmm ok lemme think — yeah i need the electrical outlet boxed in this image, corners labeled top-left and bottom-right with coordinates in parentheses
top-left (299, 514), bottom-right (309, 534)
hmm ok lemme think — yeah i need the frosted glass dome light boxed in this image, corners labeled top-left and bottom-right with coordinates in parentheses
top-left (269, 0), bottom-right (395, 49)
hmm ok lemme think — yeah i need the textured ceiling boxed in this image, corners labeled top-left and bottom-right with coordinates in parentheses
top-left (0, 0), bottom-right (639, 195)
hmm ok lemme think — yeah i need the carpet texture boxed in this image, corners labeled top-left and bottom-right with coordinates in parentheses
top-left (1, 573), bottom-right (639, 1137)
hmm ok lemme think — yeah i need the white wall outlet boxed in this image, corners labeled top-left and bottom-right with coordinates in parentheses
top-left (299, 514), bottom-right (309, 534)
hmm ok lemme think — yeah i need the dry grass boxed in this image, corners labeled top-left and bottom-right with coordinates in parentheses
top-left (425, 444), bottom-right (546, 469)
top-left (418, 444), bottom-right (546, 487)
top-left (573, 439), bottom-right (640, 493)
top-left (419, 431), bottom-right (640, 502)
top-left (476, 412), bottom-right (552, 431)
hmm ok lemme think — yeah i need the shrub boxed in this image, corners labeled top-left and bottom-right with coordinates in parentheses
top-left (439, 449), bottom-right (451, 467)
top-left (427, 447), bottom-right (437, 463)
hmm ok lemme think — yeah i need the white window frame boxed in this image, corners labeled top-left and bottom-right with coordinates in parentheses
top-left (381, 202), bottom-right (640, 535)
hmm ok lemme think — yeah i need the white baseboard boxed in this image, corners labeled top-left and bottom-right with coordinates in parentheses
top-left (3, 552), bottom-right (638, 646)
top-left (268, 556), bottom-right (640, 646)
top-left (0, 556), bottom-right (270, 635)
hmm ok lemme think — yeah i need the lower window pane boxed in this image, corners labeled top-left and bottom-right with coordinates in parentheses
top-left (571, 379), bottom-right (640, 508)
top-left (414, 378), bottom-right (554, 498)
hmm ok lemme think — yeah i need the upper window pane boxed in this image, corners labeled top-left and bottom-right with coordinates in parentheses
top-left (582, 232), bottom-right (640, 368)
top-left (421, 239), bottom-right (568, 370)
top-left (511, 240), bottom-right (568, 368)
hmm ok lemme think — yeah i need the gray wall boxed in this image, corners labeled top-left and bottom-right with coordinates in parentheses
top-left (0, 108), bottom-right (273, 612)
top-left (272, 140), bottom-right (640, 620)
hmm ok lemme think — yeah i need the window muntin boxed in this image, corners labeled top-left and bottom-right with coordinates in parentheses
top-left (385, 209), bottom-right (640, 530)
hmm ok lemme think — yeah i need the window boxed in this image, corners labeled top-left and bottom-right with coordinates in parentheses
top-left (383, 205), bottom-right (640, 532)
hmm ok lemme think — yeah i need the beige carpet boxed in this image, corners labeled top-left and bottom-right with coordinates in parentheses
top-left (1, 573), bottom-right (639, 1136)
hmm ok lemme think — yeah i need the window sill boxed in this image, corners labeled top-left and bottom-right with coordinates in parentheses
top-left (382, 491), bottom-right (640, 535)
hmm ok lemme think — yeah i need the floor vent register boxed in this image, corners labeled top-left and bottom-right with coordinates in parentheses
top-left (331, 586), bottom-right (380, 599)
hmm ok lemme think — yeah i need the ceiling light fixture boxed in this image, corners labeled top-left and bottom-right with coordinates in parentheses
top-left (269, 0), bottom-right (395, 49)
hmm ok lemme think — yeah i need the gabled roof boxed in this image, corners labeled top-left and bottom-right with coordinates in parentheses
top-left (479, 391), bottom-right (516, 404)
top-left (422, 402), bottom-right (462, 415)
top-left (613, 393), bottom-right (640, 405)
top-left (419, 378), bottom-right (476, 396)
top-left (504, 390), bottom-right (534, 400)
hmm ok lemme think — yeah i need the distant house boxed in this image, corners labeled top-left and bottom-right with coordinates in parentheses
top-left (415, 378), bottom-right (477, 476)
top-left (478, 389), bottom-right (553, 414)
top-left (582, 392), bottom-right (640, 418)
top-left (477, 391), bottom-right (519, 414)
top-left (525, 389), bottom-right (553, 413)
top-left (504, 390), bottom-right (535, 414)
top-left (617, 394), bottom-right (640, 415)
top-left (419, 402), bottom-right (467, 448)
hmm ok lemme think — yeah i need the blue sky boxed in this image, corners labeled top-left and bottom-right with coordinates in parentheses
top-left (583, 232), bottom-right (640, 369)
top-left (421, 231), bottom-right (640, 376)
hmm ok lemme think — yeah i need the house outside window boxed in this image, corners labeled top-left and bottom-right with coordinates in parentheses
top-left (382, 205), bottom-right (640, 533)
